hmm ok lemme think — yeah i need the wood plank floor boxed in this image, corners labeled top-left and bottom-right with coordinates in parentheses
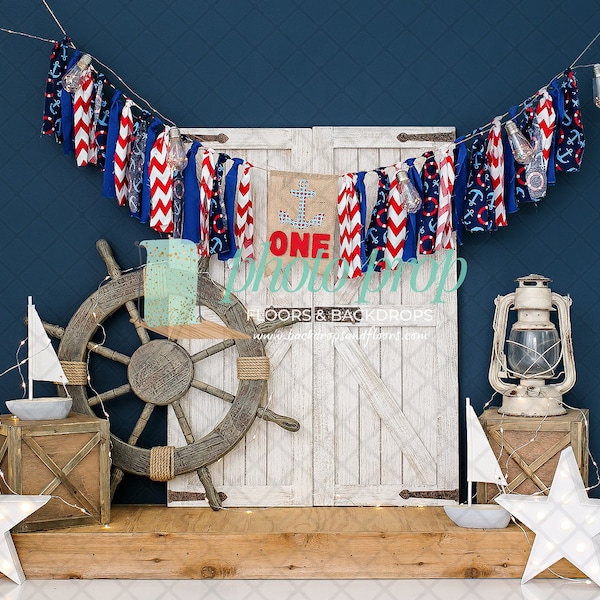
top-left (13, 505), bottom-right (584, 580)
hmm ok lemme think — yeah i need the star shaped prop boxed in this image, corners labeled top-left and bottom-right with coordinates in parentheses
top-left (0, 495), bottom-right (50, 585)
top-left (496, 446), bottom-right (600, 585)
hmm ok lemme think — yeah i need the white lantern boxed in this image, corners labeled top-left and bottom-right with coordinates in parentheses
top-left (488, 274), bottom-right (575, 416)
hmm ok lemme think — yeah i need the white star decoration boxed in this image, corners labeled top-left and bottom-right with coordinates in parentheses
top-left (0, 495), bottom-right (50, 584)
top-left (496, 446), bottom-right (600, 585)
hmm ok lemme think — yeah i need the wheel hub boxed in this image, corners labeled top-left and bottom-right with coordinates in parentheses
top-left (127, 339), bottom-right (193, 405)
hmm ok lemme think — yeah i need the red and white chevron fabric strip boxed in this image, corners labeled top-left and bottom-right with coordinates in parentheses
top-left (113, 99), bottom-right (134, 207)
top-left (73, 69), bottom-right (96, 167)
top-left (199, 149), bottom-right (216, 257)
top-left (336, 173), bottom-right (362, 279)
top-left (148, 129), bottom-right (174, 233)
top-left (486, 119), bottom-right (507, 228)
top-left (436, 146), bottom-right (455, 249)
top-left (337, 173), bottom-right (352, 279)
top-left (385, 165), bottom-right (407, 267)
top-left (234, 161), bottom-right (254, 261)
top-left (535, 88), bottom-right (556, 167)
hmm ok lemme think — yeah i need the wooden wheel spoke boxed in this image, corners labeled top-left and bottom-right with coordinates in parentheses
top-left (41, 320), bottom-right (131, 366)
top-left (171, 401), bottom-right (223, 509)
top-left (125, 300), bottom-right (151, 345)
top-left (89, 384), bottom-right (132, 407)
top-left (96, 239), bottom-right (150, 346)
top-left (127, 403), bottom-right (155, 446)
top-left (88, 343), bottom-right (131, 365)
top-left (190, 379), bottom-right (235, 403)
top-left (191, 339), bottom-right (235, 363)
top-left (171, 400), bottom-right (196, 445)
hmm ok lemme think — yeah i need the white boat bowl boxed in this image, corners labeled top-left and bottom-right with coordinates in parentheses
top-left (5, 397), bottom-right (72, 420)
top-left (443, 503), bottom-right (512, 529)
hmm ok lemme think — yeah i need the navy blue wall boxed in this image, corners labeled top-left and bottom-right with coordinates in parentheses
top-left (1, 0), bottom-right (600, 503)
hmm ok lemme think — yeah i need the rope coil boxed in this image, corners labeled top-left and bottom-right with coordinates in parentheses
top-left (60, 361), bottom-right (88, 385)
top-left (237, 356), bottom-right (270, 380)
top-left (149, 445), bottom-right (175, 481)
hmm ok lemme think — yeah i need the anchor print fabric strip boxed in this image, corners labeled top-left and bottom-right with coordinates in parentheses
top-left (462, 135), bottom-right (495, 232)
top-left (208, 153), bottom-right (231, 255)
top-left (365, 169), bottom-right (390, 270)
top-left (555, 70), bottom-right (585, 173)
top-left (42, 37), bottom-right (71, 143)
top-left (419, 152), bottom-right (440, 254)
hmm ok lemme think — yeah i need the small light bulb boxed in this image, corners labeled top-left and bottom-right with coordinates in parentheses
top-left (61, 54), bottom-right (93, 93)
top-left (560, 519), bottom-right (572, 531)
top-left (593, 65), bottom-right (600, 108)
top-left (576, 543), bottom-right (588, 553)
top-left (167, 127), bottom-right (188, 171)
top-left (505, 120), bottom-right (535, 164)
top-left (395, 169), bottom-right (422, 213)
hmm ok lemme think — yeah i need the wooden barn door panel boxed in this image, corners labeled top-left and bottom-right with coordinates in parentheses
top-left (167, 126), bottom-right (458, 507)
top-left (312, 128), bottom-right (458, 506)
top-left (167, 128), bottom-right (314, 507)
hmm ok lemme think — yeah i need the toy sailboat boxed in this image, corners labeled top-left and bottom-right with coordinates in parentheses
top-left (4, 297), bottom-right (72, 420)
top-left (443, 397), bottom-right (512, 528)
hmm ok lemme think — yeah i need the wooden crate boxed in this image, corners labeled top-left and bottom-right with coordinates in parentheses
top-left (477, 408), bottom-right (588, 503)
top-left (0, 412), bottom-right (111, 531)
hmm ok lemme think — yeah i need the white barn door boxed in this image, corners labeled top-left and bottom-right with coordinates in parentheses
top-left (167, 126), bottom-right (458, 507)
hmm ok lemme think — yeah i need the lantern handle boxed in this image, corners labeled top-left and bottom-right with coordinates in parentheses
top-left (553, 292), bottom-right (576, 394)
top-left (488, 292), bottom-right (515, 394)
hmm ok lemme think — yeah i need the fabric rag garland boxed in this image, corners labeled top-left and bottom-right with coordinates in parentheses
top-left (42, 41), bottom-right (586, 277)
top-left (44, 45), bottom-right (255, 260)
top-left (329, 69), bottom-right (584, 275)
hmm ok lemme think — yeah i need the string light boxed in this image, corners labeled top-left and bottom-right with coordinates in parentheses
top-left (593, 64), bottom-right (600, 108)
top-left (0, 468), bottom-right (93, 519)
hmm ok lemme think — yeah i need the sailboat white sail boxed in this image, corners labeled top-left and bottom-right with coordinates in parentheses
top-left (465, 397), bottom-right (507, 501)
top-left (444, 397), bottom-right (511, 528)
top-left (4, 297), bottom-right (72, 420)
top-left (27, 296), bottom-right (68, 398)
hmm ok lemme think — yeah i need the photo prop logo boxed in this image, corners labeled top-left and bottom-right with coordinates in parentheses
top-left (140, 239), bottom-right (198, 327)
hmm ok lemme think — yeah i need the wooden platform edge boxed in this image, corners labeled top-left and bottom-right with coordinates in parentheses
top-left (12, 506), bottom-right (586, 581)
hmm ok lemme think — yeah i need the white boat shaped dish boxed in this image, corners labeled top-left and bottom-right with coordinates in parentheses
top-left (444, 504), bottom-right (511, 529)
top-left (5, 397), bottom-right (72, 420)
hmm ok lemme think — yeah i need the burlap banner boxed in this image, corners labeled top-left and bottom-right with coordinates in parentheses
top-left (266, 171), bottom-right (339, 275)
